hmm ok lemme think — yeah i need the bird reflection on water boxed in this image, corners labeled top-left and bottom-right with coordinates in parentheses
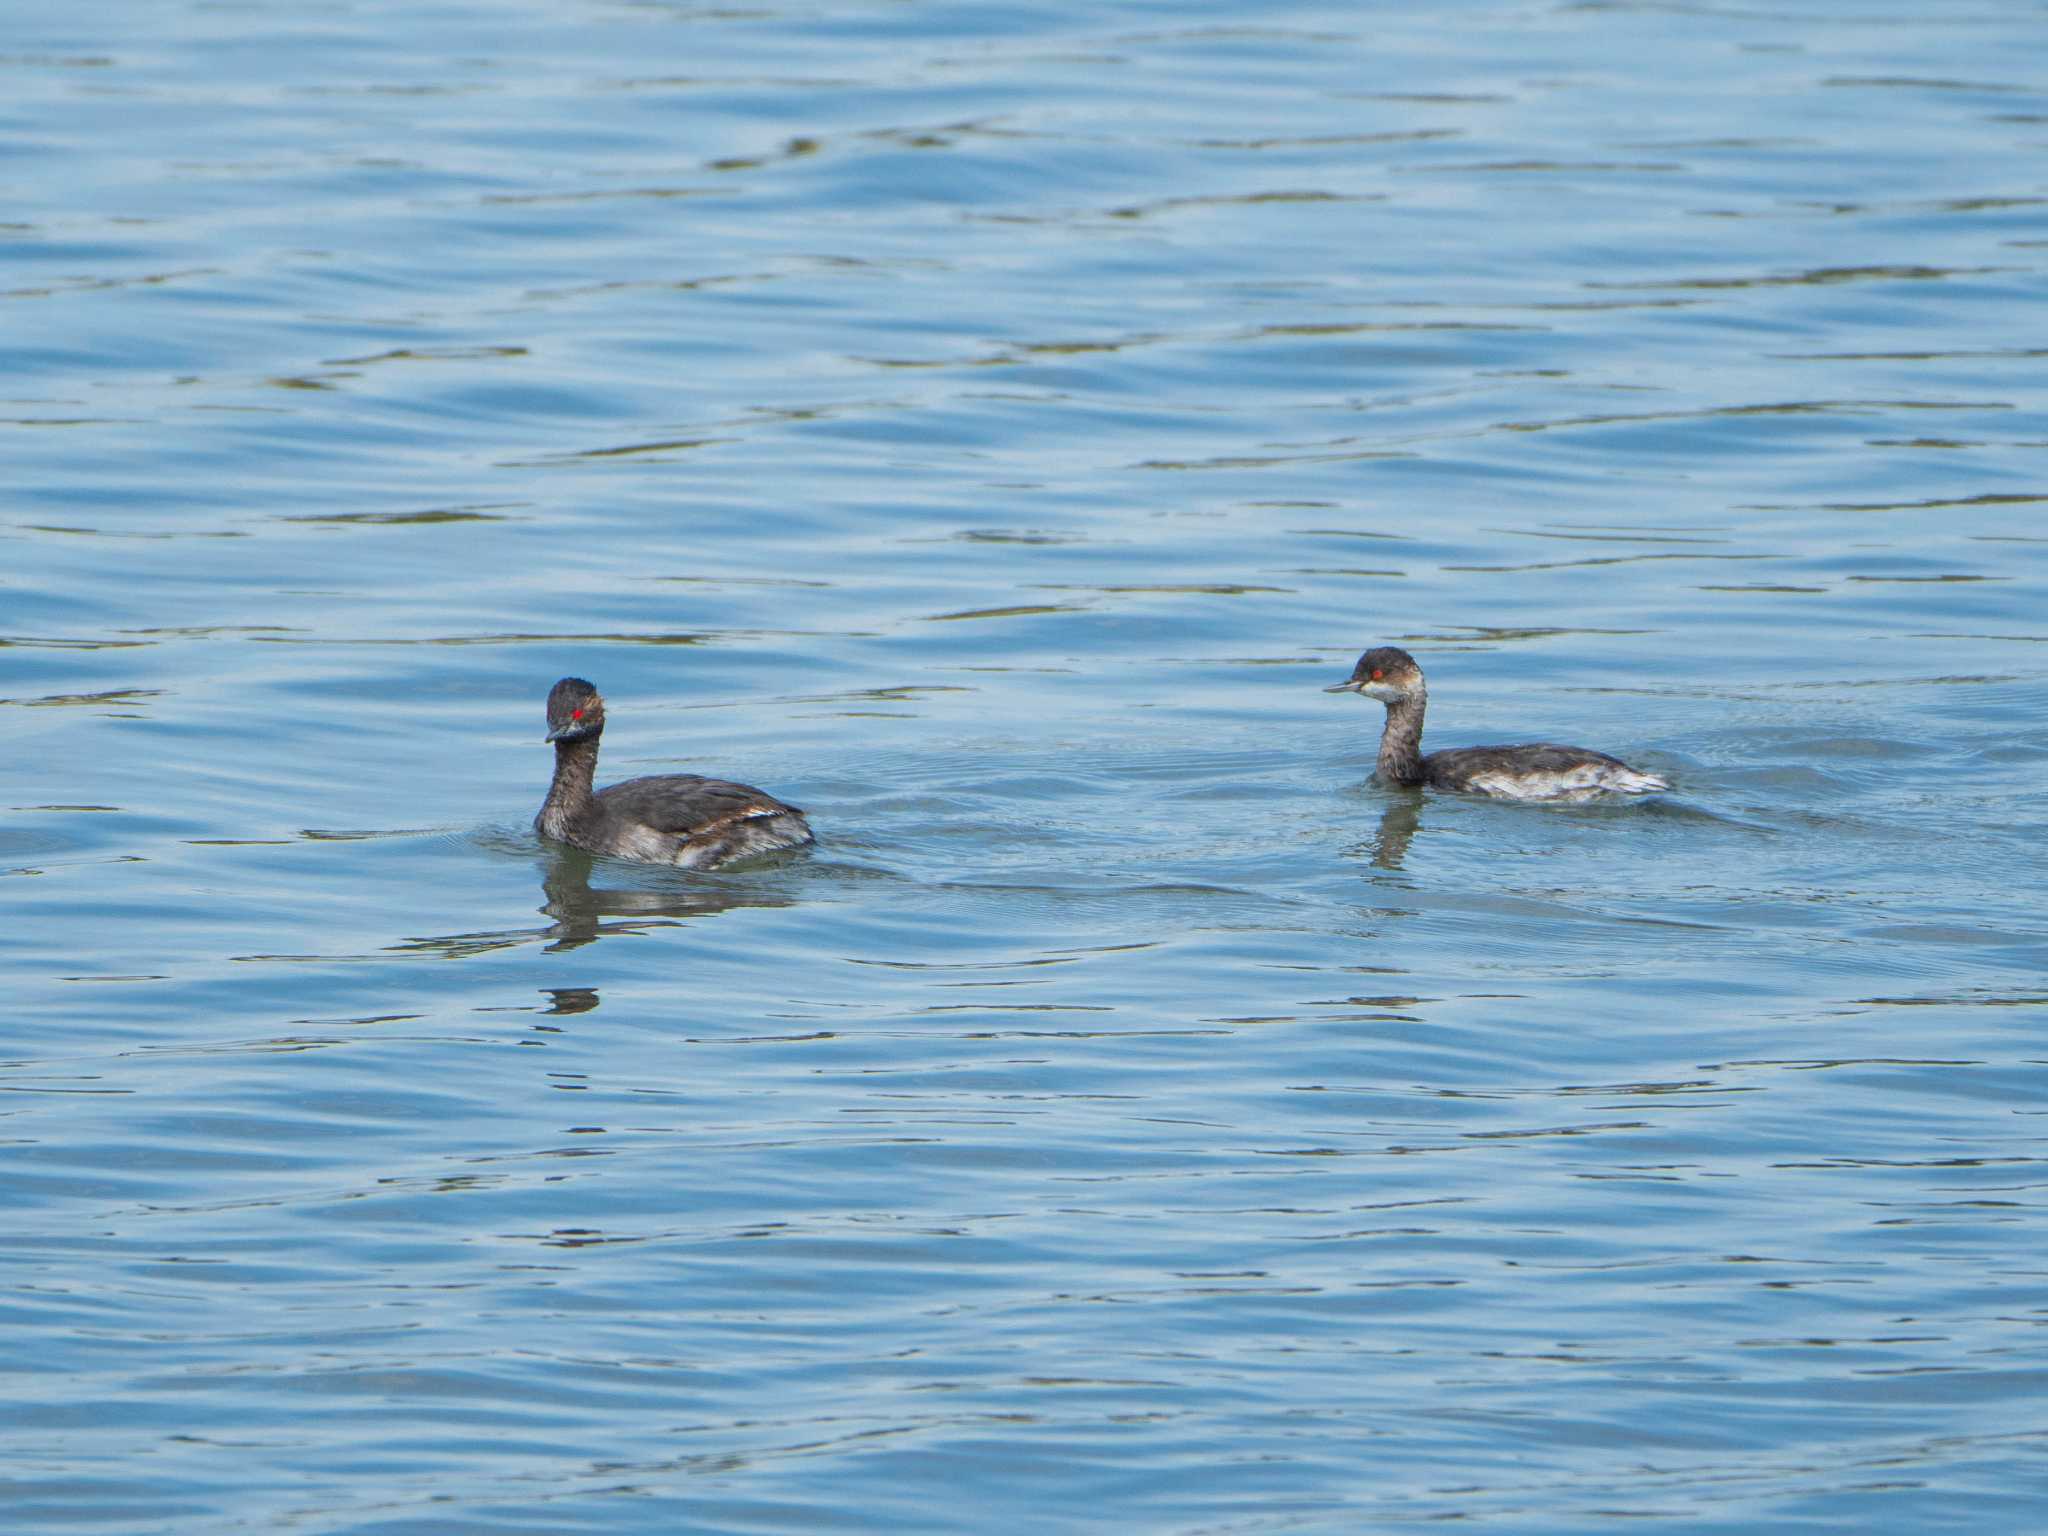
top-left (1361, 796), bottom-right (1423, 870)
top-left (391, 845), bottom-right (800, 960)
top-left (535, 848), bottom-right (799, 952)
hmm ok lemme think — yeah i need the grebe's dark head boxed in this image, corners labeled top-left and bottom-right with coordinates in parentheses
top-left (1324, 645), bottom-right (1425, 705)
top-left (544, 677), bottom-right (606, 743)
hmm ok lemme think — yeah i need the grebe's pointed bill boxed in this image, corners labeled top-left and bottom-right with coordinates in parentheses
top-left (1324, 679), bottom-right (1363, 694)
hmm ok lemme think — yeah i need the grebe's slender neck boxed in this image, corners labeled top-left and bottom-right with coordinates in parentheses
top-left (1376, 689), bottom-right (1427, 786)
top-left (539, 735), bottom-right (601, 839)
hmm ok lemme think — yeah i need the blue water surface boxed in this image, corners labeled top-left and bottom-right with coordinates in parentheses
top-left (5, 2), bottom-right (2048, 1531)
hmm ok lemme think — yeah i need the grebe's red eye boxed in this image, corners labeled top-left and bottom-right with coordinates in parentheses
top-left (571, 707), bottom-right (584, 720)
top-left (1370, 668), bottom-right (1383, 681)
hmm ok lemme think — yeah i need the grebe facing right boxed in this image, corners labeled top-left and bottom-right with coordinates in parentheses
top-left (1326, 646), bottom-right (1668, 803)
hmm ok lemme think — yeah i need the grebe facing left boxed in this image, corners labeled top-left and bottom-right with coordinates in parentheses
top-left (1326, 646), bottom-right (1668, 803)
top-left (535, 677), bottom-right (813, 867)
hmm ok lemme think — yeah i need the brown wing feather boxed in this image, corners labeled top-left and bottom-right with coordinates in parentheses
top-left (590, 774), bottom-right (802, 839)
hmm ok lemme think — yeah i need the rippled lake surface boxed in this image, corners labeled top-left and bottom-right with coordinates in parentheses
top-left (8, 2), bottom-right (2048, 1530)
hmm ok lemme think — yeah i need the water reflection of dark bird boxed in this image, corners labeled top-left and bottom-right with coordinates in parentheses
top-left (536, 676), bottom-right (813, 867)
top-left (386, 844), bottom-right (800, 959)
top-left (1365, 796), bottom-right (1422, 869)
top-left (537, 848), bottom-right (795, 952)
top-left (1326, 645), bottom-right (1668, 802)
